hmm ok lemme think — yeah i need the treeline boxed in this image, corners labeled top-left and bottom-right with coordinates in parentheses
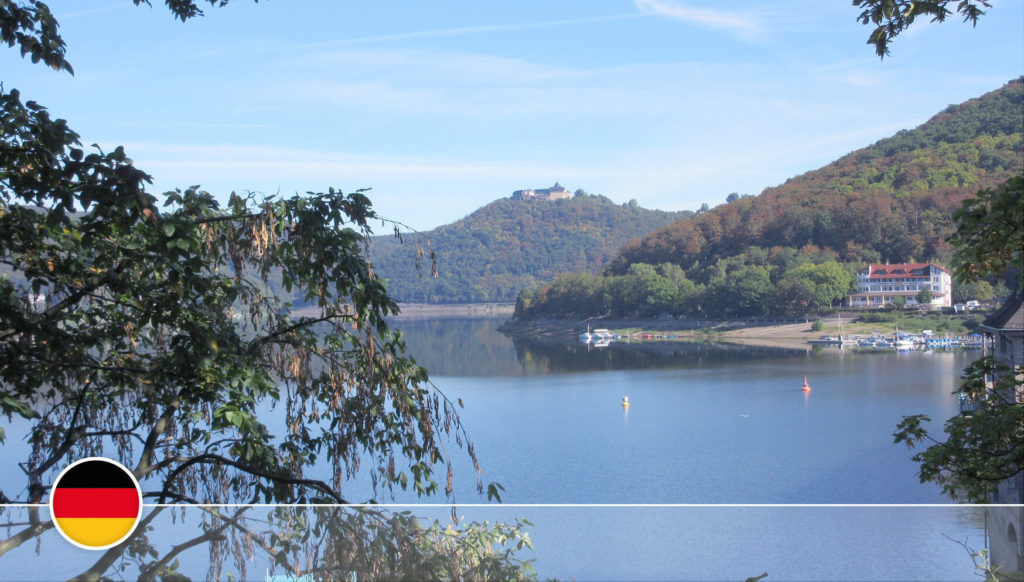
top-left (516, 245), bottom-right (1009, 320)
top-left (517, 79), bottom-right (1022, 320)
top-left (517, 246), bottom-right (856, 319)
top-left (605, 78), bottom-right (1023, 275)
top-left (369, 193), bottom-right (687, 303)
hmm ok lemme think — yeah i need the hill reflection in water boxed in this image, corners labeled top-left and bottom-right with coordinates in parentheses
top-left (393, 317), bottom-right (813, 376)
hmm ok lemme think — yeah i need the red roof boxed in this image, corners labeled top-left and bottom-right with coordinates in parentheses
top-left (861, 263), bottom-right (949, 280)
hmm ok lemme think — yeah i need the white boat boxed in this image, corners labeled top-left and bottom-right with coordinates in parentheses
top-left (894, 338), bottom-right (916, 350)
top-left (580, 327), bottom-right (616, 344)
top-left (808, 335), bottom-right (843, 345)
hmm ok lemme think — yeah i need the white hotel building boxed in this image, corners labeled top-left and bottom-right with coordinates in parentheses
top-left (846, 263), bottom-right (953, 308)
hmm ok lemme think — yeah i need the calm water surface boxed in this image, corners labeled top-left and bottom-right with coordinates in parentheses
top-left (0, 317), bottom-right (991, 581)
top-left (387, 317), bottom-right (988, 580)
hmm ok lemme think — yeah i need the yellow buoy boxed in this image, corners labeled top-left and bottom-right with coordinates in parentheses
top-left (622, 396), bottom-right (630, 407)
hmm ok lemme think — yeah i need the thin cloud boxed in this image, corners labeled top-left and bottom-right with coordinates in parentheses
top-left (326, 13), bottom-right (644, 45)
top-left (60, 3), bottom-right (132, 19)
top-left (633, 0), bottom-right (764, 40)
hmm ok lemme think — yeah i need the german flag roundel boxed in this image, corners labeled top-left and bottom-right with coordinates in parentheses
top-left (49, 457), bottom-right (143, 550)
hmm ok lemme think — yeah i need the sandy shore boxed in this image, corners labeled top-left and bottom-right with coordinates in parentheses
top-left (500, 316), bottom-right (852, 350)
top-left (291, 303), bottom-right (913, 350)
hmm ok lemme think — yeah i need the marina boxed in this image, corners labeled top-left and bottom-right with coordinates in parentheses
top-left (811, 331), bottom-right (985, 351)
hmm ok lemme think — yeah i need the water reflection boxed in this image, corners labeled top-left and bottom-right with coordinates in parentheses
top-left (511, 334), bottom-right (812, 373)
top-left (0, 504), bottom-right (536, 581)
top-left (0, 318), bottom-right (995, 580)
top-left (0, 504), bottom-right (995, 581)
top-left (395, 317), bottom-right (815, 376)
top-left (393, 318), bottom-right (524, 376)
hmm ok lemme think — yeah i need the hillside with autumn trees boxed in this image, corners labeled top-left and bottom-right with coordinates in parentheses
top-left (368, 193), bottom-right (687, 303)
top-left (515, 78), bottom-right (1022, 320)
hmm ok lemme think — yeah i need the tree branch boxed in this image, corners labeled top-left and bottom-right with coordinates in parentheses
top-left (0, 507), bottom-right (55, 558)
top-left (157, 453), bottom-right (348, 504)
top-left (67, 507), bottom-right (166, 582)
top-left (136, 506), bottom-right (249, 582)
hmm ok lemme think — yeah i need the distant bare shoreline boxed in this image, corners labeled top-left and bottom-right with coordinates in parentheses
top-left (291, 302), bottom-right (515, 319)
top-left (292, 304), bottom-right (938, 352)
top-left (393, 302), bottom-right (515, 319)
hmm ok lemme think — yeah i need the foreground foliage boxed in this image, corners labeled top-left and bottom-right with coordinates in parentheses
top-left (1, 1), bottom-right (527, 578)
top-left (894, 357), bottom-right (1023, 502)
top-left (853, 0), bottom-right (992, 57)
top-left (1, 505), bottom-right (538, 581)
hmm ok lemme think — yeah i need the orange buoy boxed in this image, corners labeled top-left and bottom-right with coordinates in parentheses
top-left (801, 375), bottom-right (811, 392)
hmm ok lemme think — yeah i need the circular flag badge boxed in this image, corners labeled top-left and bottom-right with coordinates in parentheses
top-left (49, 457), bottom-right (143, 550)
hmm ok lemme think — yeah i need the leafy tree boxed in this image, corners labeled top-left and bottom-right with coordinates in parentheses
top-left (710, 265), bottom-right (773, 317)
top-left (627, 263), bottom-right (676, 316)
top-left (893, 175), bottom-right (1023, 503)
top-left (916, 287), bottom-right (935, 306)
top-left (947, 175), bottom-right (1023, 286)
top-left (0, 1), bottom-right (526, 578)
top-left (894, 357), bottom-right (1023, 502)
top-left (774, 276), bottom-right (815, 316)
top-left (853, 0), bottom-right (992, 57)
top-left (953, 279), bottom-right (996, 303)
top-left (775, 261), bottom-right (853, 313)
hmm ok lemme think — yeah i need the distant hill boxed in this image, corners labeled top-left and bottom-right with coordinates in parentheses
top-left (368, 193), bottom-right (688, 303)
top-left (514, 78), bottom-right (1022, 320)
top-left (606, 78), bottom-right (1023, 276)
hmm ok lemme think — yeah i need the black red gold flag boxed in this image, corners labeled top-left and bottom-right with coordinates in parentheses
top-left (49, 457), bottom-right (143, 549)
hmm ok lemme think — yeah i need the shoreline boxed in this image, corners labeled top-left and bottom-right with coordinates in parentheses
top-left (500, 316), bottom-right (824, 349)
top-left (394, 302), bottom-right (515, 319)
top-left (293, 303), bottom-right (984, 350)
top-left (291, 302), bottom-right (515, 320)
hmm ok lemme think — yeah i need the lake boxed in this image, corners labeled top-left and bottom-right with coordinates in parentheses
top-left (0, 317), bottom-right (991, 580)
top-left (385, 317), bottom-right (988, 580)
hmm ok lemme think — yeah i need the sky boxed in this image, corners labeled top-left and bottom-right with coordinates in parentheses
top-left (2, 0), bottom-right (1022, 231)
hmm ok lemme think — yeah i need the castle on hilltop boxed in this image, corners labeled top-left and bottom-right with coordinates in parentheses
top-left (511, 183), bottom-right (572, 201)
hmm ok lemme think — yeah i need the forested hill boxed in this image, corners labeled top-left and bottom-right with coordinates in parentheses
top-left (605, 77), bottom-right (1023, 275)
top-left (368, 194), bottom-right (687, 303)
